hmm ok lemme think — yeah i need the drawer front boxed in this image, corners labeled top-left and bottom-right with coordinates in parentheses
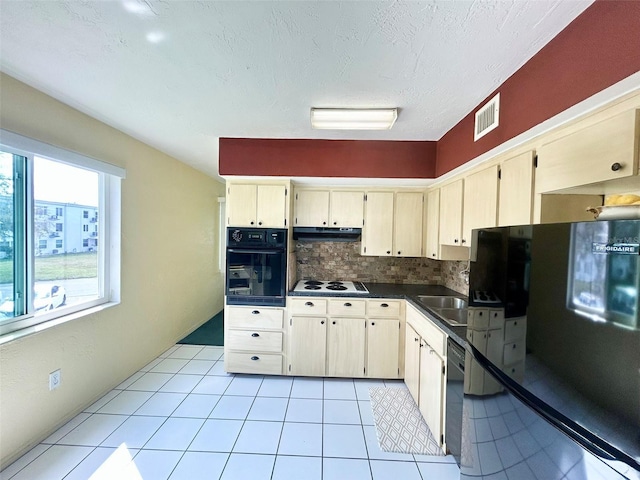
top-left (289, 298), bottom-right (327, 316)
top-left (467, 308), bottom-right (489, 329)
top-left (503, 341), bottom-right (526, 365)
top-left (504, 317), bottom-right (527, 343)
top-left (488, 309), bottom-right (505, 329)
top-left (227, 330), bottom-right (283, 353)
top-left (225, 352), bottom-right (282, 375)
top-left (329, 299), bottom-right (366, 316)
top-left (367, 299), bottom-right (401, 318)
top-left (504, 361), bottom-right (525, 383)
top-left (227, 307), bottom-right (283, 329)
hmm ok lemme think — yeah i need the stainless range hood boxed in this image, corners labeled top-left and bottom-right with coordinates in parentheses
top-left (292, 227), bottom-right (361, 242)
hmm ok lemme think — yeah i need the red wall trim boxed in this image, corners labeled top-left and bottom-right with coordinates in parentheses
top-left (219, 138), bottom-right (437, 179)
top-left (436, 0), bottom-right (640, 176)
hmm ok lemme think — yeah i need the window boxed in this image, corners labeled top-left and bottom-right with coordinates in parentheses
top-left (0, 129), bottom-right (124, 337)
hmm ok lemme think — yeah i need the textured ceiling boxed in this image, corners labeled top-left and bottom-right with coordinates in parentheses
top-left (0, 0), bottom-right (593, 180)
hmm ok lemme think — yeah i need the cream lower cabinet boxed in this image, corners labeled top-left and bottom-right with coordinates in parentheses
top-left (404, 303), bottom-right (446, 448)
top-left (224, 305), bottom-right (285, 375)
top-left (464, 308), bottom-right (505, 396)
top-left (287, 297), bottom-right (402, 378)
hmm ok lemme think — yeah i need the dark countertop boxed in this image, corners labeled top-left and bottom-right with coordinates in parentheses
top-left (288, 282), bottom-right (468, 347)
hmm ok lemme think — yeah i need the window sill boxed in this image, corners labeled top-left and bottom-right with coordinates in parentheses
top-left (0, 301), bottom-right (120, 346)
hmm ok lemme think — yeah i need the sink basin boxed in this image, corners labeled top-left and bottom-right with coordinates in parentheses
top-left (417, 295), bottom-right (468, 309)
top-left (432, 308), bottom-right (468, 326)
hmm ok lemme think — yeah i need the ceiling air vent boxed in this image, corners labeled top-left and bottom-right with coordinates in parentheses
top-left (474, 93), bottom-right (500, 141)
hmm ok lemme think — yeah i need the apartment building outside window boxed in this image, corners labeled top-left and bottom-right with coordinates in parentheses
top-left (0, 129), bottom-right (124, 337)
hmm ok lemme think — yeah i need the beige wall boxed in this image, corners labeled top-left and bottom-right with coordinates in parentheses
top-left (0, 73), bottom-right (225, 467)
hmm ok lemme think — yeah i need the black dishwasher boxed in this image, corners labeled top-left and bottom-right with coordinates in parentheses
top-left (446, 338), bottom-right (465, 465)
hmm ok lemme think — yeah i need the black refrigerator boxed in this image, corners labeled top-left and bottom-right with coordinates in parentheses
top-left (462, 219), bottom-right (640, 479)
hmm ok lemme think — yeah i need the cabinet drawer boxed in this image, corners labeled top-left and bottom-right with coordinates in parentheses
top-left (226, 306), bottom-right (283, 329)
top-left (488, 309), bottom-right (505, 328)
top-left (329, 299), bottom-right (366, 316)
top-left (225, 352), bottom-right (282, 375)
top-left (503, 341), bottom-right (526, 365)
top-left (504, 317), bottom-right (526, 343)
top-left (467, 308), bottom-right (489, 329)
top-left (417, 318), bottom-right (446, 357)
top-left (367, 299), bottom-right (401, 317)
top-left (227, 330), bottom-right (283, 353)
top-left (504, 361), bottom-right (525, 383)
top-left (289, 298), bottom-right (327, 315)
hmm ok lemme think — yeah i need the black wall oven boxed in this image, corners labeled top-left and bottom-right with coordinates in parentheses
top-left (226, 228), bottom-right (287, 307)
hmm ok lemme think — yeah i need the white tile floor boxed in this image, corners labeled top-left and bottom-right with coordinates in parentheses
top-left (1, 344), bottom-right (460, 480)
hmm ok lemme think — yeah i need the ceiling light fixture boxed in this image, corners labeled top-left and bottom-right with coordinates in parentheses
top-left (310, 108), bottom-right (398, 130)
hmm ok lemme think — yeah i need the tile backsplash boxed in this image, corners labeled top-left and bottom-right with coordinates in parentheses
top-left (295, 241), bottom-right (441, 284)
top-left (295, 241), bottom-right (471, 295)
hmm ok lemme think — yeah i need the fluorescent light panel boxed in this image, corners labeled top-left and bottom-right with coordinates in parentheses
top-left (310, 108), bottom-right (397, 130)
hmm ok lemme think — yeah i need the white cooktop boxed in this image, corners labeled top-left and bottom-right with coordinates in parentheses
top-left (293, 280), bottom-right (369, 294)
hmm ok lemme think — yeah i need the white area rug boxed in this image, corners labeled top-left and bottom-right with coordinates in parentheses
top-left (369, 387), bottom-right (444, 456)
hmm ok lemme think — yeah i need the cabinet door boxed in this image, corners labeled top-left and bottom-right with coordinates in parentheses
top-left (227, 184), bottom-right (257, 226)
top-left (463, 166), bottom-right (498, 245)
top-left (394, 192), bottom-right (423, 257)
top-left (536, 109), bottom-right (639, 193)
top-left (295, 190), bottom-right (330, 227)
top-left (425, 189), bottom-right (440, 259)
top-left (362, 192), bottom-right (394, 256)
top-left (257, 185), bottom-right (287, 227)
top-left (330, 191), bottom-right (364, 227)
top-left (419, 345), bottom-right (444, 446)
top-left (327, 318), bottom-right (365, 377)
top-left (289, 316), bottom-right (327, 376)
top-left (439, 180), bottom-right (464, 246)
top-left (367, 319), bottom-right (399, 378)
top-left (498, 151), bottom-right (535, 226)
top-left (404, 323), bottom-right (421, 404)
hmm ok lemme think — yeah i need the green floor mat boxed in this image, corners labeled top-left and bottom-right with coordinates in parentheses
top-left (178, 311), bottom-right (224, 346)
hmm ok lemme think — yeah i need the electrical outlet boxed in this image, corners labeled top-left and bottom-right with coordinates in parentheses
top-left (49, 369), bottom-right (61, 391)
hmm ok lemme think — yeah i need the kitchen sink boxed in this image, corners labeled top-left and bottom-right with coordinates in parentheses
top-left (416, 295), bottom-right (468, 309)
top-left (432, 308), bottom-right (468, 326)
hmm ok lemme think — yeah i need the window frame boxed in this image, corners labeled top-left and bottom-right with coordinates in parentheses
top-left (0, 129), bottom-right (124, 339)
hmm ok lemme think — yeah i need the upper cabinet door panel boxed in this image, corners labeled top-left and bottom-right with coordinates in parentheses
top-left (257, 185), bottom-right (287, 227)
top-left (295, 190), bottom-right (330, 227)
top-left (362, 192), bottom-right (394, 256)
top-left (498, 151), bottom-right (535, 227)
top-left (463, 165), bottom-right (499, 244)
top-left (536, 109), bottom-right (639, 193)
top-left (394, 192), bottom-right (423, 257)
top-left (425, 189), bottom-right (440, 259)
top-left (439, 180), bottom-right (464, 246)
top-left (228, 184), bottom-right (257, 227)
top-left (330, 191), bottom-right (364, 227)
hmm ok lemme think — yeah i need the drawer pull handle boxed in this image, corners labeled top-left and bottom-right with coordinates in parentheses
top-left (371, 322), bottom-right (375, 326)
top-left (512, 344), bottom-right (516, 349)
top-left (305, 302), bottom-right (314, 307)
top-left (251, 333), bottom-right (260, 337)
top-left (252, 310), bottom-right (260, 315)
top-left (514, 321), bottom-right (518, 326)
top-left (344, 302), bottom-right (352, 307)
top-left (478, 312), bottom-right (483, 316)
top-left (321, 321), bottom-right (325, 325)
top-left (332, 321), bottom-right (336, 324)
top-left (611, 162), bottom-right (622, 172)
top-left (414, 337), bottom-right (419, 342)
top-left (251, 356), bottom-right (260, 361)
top-left (381, 303), bottom-right (389, 308)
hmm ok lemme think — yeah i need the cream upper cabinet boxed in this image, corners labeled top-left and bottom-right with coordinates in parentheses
top-left (295, 190), bottom-right (330, 226)
top-left (362, 192), bottom-right (395, 256)
top-left (330, 191), bottom-right (364, 227)
top-left (536, 109), bottom-right (640, 193)
top-left (394, 192), bottom-right (423, 257)
top-left (425, 189), bottom-right (440, 259)
top-left (498, 151), bottom-right (535, 226)
top-left (462, 165), bottom-right (499, 244)
top-left (294, 189), bottom-right (364, 227)
top-left (362, 191), bottom-right (423, 257)
top-left (227, 183), bottom-right (288, 228)
top-left (439, 180), bottom-right (464, 246)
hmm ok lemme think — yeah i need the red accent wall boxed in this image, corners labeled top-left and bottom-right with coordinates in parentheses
top-left (436, 0), bottom-right (640, 177)
top-left (219, 138), bottom-right (437, 178)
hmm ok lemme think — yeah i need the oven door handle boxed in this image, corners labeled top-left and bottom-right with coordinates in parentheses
top-left (227, 248), bottom-right (283, 255)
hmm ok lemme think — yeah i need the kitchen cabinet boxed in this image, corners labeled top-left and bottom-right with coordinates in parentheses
top-left (425, 189), bottom-right (440, 259)
top-left (294, 189), bottom-right (364, 228)
top-left (227, 183), bottom-right (288, 227)
top-left (362, 191), bottom-right (423, 257)
top-left (464, 308), bottom-right (505, 395)
top-left (535, 109), bottom-right (640, 193)
top-left (462, 165), bottom-right (499, 245)
top-left (224, 305), bottom-right (285, 375)
top-left (287, 297), bottom-right (402, 379)
top-left (404, 303), bottom-right (447, 448)
top-left (439, 180), bottom-right (464, 247)
top-left (498, 151), bottom-right (535, 226)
